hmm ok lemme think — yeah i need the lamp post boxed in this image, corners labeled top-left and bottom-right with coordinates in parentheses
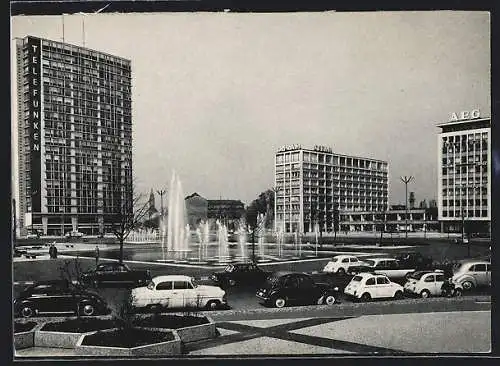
top-left (400, 176), bottom-right (414, 240)
top-left (157, 189), bottom-right (166, 217)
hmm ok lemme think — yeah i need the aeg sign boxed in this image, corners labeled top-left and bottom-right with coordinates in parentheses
top-left (27, 36), bottom-right (42, 212)
top-left (450, 109), bottom-right (480, 122)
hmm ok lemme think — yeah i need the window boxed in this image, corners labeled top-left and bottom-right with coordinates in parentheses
top-left (350, 258), bottom-right (358, 263)
top-left (297, 275), bottom-right (313, 288)
top-left (473, 264), bottom-right (487, 272)
top-left (365, 278), bottom-right (376, 286)
top-left (173, 281), bottom-right (189, 290)
top-left (436, 275), bottom-right (445, 282)
top-left (424, 275), bottom-right (434, 283)
top-left (341, 258), bottom-right (349, 263)
top-left (156, 281), bottom-right (173, 290)
top-left (486, 264), bottom-right (491, 272)
top-left (376, 277), bottom-right (390, 285)
top-left (283, 276), bottom-right (298, 288)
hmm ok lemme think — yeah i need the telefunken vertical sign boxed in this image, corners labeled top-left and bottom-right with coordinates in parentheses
top-left (28, 37), bottom-right (41, 212)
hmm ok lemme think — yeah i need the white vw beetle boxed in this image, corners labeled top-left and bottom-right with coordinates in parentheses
top-left (403, 270), bottom-right (445, 298)
top-left (131, 275), bottom-right (227, 311)
top-left (344, 273), bottom-right (404, 301)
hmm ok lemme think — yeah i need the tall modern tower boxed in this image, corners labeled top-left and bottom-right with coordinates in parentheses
top-left (437, 110), bottom-right (491, 235)
top-left (15, 35), bottom-right (132, 236)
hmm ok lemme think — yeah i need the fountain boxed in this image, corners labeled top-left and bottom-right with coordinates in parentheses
top-left (237, 219), bottom-right (247, 262)
top-left (158, 171), bottom-right (191, 262)
top-left (216, 220), bottom-right (231, 264)
top-left (275, 222), bottom-right (285, 258)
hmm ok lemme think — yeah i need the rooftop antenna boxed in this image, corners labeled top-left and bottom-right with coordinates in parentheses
top-left (61, 14), bottom-right (65, 43)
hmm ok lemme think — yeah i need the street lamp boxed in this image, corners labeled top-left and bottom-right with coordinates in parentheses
top-left (400, 176), bottom-right (414, 240)
top-left (156, 189), bottom-right (166, 217)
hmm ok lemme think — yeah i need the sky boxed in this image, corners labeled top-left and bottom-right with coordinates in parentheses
top-left (11, 11), bottom-right (491, 207)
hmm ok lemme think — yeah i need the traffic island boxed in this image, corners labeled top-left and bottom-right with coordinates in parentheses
top-left (14, 321), bottom-right (42, 350)
top-left (136, 314), bottom-right (217, 343)
top-left (34, 318), bottom-right (121, 348)
top-left (75, 327), bottom-right (181, 356)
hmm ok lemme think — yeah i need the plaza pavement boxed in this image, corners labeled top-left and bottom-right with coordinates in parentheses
top-left (15, 310), bottom-right (491, 357)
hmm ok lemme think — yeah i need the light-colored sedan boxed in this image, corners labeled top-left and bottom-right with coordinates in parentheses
top-left (403, 270), bottom-right (446, 298)
top-left (131, 275), bottom-right (227, 311)
top-left (344, 273), bottom-right (404, 301)
top-left (323, 255), bottom-right (365, 275)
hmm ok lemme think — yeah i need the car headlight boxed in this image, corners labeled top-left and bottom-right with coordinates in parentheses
top-left (334, 287), bottom-right (339, 291)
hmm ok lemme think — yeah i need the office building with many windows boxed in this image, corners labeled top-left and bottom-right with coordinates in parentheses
top-left (15, 35), bottom-right (132, 235)
top-left (274, 145), bottom-right (389, 233)
top-left (437, 111), bottom-right (491, 234)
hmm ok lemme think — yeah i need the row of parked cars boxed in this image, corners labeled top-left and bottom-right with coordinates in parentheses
top-left (14, 252), bottom-right (491, 317)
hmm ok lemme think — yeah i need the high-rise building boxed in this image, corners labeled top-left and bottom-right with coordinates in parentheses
top-left (437, 110), bottom-right (491, 234)
top-left (274, 145), bottom-right (389, 233)
top-left (15, 35), bottom-right (132, 235)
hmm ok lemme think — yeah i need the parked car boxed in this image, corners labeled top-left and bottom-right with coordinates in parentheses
top-left (256, 271), bottom-right (341, 308)
top-left (14, 280), bottom-right (109, 318)
top-left (79, 262), bottom-right (152, 288)
top-left (451, 260), bottom-right (491, 291)
top-left (362, 257), bottom-right (416, 280)
top-left (403, 270), bottom-right (446, 298)
top-left (210, 262), bottom-right (271, 287)
top-left (394, 252), bottom-right (433, 270)
top-left (131, 275), bottom-right (227, 311)
top-left (344, 273), bottom-right (404, 301)
top-left (65, 231), bottom-right (84, 238)
top-left (26, 232), bottom-right (40, 239)
top-left (322, 255), bottom-right (366, 275)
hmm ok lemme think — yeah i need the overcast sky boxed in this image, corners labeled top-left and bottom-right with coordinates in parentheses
top-left (11, 11), bottom-right (490, 206)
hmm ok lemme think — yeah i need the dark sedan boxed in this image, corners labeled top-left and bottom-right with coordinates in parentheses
top-left (210, 262), bottom-right (270, 287)
top-left (256, 271), bottom-right (341, 308)
top-left (79, 262), bottom-right (151, 288)
top-left (14, 280), bottom-right (109, 318)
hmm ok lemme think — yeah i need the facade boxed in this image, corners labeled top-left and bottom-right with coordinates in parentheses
top-left (437, 110), bottom-right (491, 234)
top-left (207, 200), bottom-right (245, 221)
top-left (275, 145), bottom-right (389, 233)
top-left (15, 35), bottom-right (132, 235)
top-left (185, 193), bottom-right (208, 228)
top-left (339, 207), bottom-right (439, 233)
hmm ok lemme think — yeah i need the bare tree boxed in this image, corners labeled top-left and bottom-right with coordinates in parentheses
top-left (58, 255), bottom-right (84, 317)
top-left (105, 179), bottom-right (149, 264)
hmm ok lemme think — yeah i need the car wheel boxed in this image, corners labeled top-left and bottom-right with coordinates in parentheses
top-left (20, 304), bottom-right (36, 318)
top-left (205, 300), bottom-right (221, 310)
top-left (420, 290), bottom-right (430, 299)
top-left (273, 297), bottom-right (287, 308)
top-left (461, 281), bottom-right (474, 291)
top-left (228, 279), bottom-right (236, 286)
top-left (324, 294), bottom-right (336, 305)
top-left (80, 303), bottom-right (96, 316)
top-left (394, 290), bottom-right (404, 300)
top-left (361, 292), bottom-right (371, 302)
top-left (337, 268), bottom-right (346, 275)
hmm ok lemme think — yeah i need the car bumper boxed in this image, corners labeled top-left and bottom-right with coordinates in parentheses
top-left (256, 294), bottom-right (270, 305)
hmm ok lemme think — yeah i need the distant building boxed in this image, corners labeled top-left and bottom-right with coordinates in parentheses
top-left (437, 110), bottom-right (491, 234)
top-left (339, 207), bottom-right (439, 233)
top-left (185, 193), bottom-right (208, 228)
top-left (207, 200), bottom-right (245, 221)
top-left (274, 144), bottom-right (389, 233)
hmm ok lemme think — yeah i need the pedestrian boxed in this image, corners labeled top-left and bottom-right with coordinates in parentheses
top-left (49, 244), bottom-right (54, 259)
top-left (53, 245), bottom-right (58, 259)
top-left (95, 245), bottom-right (100, 266)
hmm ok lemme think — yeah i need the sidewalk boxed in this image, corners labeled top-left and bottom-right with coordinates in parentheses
top-left (15, 310), bottom-right (491, 357)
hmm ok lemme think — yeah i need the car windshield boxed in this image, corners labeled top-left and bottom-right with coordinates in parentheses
top-left (224, 265), bottom-right (234, 272)
top-left (331, 257), bottom-right (339, 262)
top-left (409, 271), bottom-right (426, 280)
top-left (352, 275), bottom-right (363, 282)
top-left (265, 275), bottom-right (281, 287)
top-left (364, 260), bottom-right (376, 267)
top-left (191, 278), bottom-right (199, 287)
